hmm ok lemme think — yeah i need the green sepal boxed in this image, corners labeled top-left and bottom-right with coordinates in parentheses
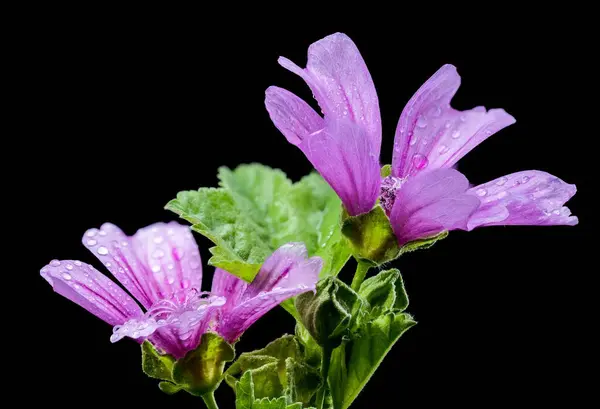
top-left (295, 277), bottom-right (365, 348)
top-left (358, 268), bottom-right (409, 319)
top-left (158, 381), bottom-right (182, 395)
top-left (341, 205), bottom-right (400, 265)
top-left (398, 230), bottom-right (449, 255)
top-left (171, 332), bottom-right (235, 396)
top-left (141, 341), bottom-right (176, 381)
top-left (295, 323), bottom-right (322, 367)
top-left (380, 164), bottom-right (392, 177)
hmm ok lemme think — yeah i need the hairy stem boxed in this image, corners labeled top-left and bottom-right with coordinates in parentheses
top-left (316, 345), bottom-right (332, 409)
top-left (351, 261), bottom-right (371, 291)
top-left (201, 391), bottom-right (219, 409)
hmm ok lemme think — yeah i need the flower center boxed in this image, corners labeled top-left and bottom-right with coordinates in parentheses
top-left (379, 175), bottom-right (406, 215)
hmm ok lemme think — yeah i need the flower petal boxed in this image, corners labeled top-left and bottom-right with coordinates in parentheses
top-left (216, 243), bottom-right (321, 343)
top-left (392, 64), bottom-right (515, 178)
top-left (211, 268), bottom-right (248, 314)
top-left (83, 222), bottom-right (203, 309)
top-left (390, 169), bottom-right (480, 246)
top-left (265, 86), bottom-right (324, 145)
top-left (131, 222), bottom-right (203, 299)
top-left (299, 118), bottom-right (381, 216)
top-left (467, 171), bottom-right (578, 229)
top-left (40, 260), bottom-right (142, 326)
top-left (278, 32), bottom-right (381, 150)
top-left (110, 289), bottom-right (226, 359)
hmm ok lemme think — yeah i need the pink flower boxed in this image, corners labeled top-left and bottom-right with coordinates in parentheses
top-left (265, 33), bottom-right (577, 247)
top-left (41, 222), bottom-right (320, 357)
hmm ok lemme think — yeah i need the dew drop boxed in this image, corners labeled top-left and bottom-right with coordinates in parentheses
top-left (444, 120), bottom-right (452, 129)
top-left (496, 177), bottom-right (508, 186)
top-left (97, 246), bottom-right (108, 255)
top-left (151, 265), bottom-right (161, 273)
top-left (62, 273), bottom-right (72, 280)
top-left (521, 176), bottom-right (530, 184)
top-left (167, 264), bottom-right (174, 270)
top-left (416, 115), bottom-right (427, 128)
top-left (153, 236), bottom-right (164, 244)
top-left (66, 264), bottom-right (74, 270)
top-left (121, 241), bottom-right (128, 247)
top-left (105, 262), bottom-right (112, 267)
top-left (552, 209), bottom-right (561, 215)
top-left (86, 230), bottom-right (97, 237)
top-left (412, 154), bottom-right (429, 170)
top-left (152, 249), bottom-right (165, 259)
top-left (476, 188), bottom-right (487, 197)
top-left (50, 260), bottom-right (61, 267)
top-left (409, 132), bottom-right (417, 146)
top-left (74, 261), bottom-right (82, 266)
top-left (451, 130), bottom-right (461, 139)
top-left (183, 279), bottom-right (191, 289)
top-left (99, 230), bottom-right (107, 236)
top-left (167, 277), bottom-right (175, 285)
top-left (87, 239), bottom-right (97, 246)
top-left (431, 106), bottom-right (442, 117)
top-left (167, 228), bottom-right (175, 236)
top-left (438, 145), bottom-right (449, 154)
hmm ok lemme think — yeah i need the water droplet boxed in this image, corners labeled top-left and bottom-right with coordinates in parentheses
top-left (132, 331), bottom-right (140, 338)
top-left (298, 284), bottom-right (308, 290)
top-left (409, 132), bottom-right (417, 146)
top-left (99, 230), bottom-right (107, 236)
top-left (451, 130), bottom-right (461, 139)
top-left (431, 106), bottom-right (442, 117)
top-left (485, 129), bottom-right (492, 136)
top-left (496, 177), bottom-right (508, 186)
top-left (62, 273), bottom-right (72, 280)
top-left (476, 188), bottom-right (487, 197)
top-left (183, 279), bottom-right (191, 289)
top-left (496, 191), bottom-right (509, 199)
top-left (521, 176), bottom-right (530, 184)
top-left (167, 277), bottom-right (175, 284)
top-left (105, 262), bottom-right (112, 267)
top-left (87, 239), bottom-right (97, 246)
top-left (153, 236), bottom-right (164, 244)
top-left (444, 120), bottom-right (452, 129)
top-left (552, 209), bottom-right (560, 215)
top-left (167, 264), bottom-right (174, 270)
top-left (121, 241), bottom-right (128, 247)
top-left (258, 291), bottom-right (267, 296)
top-left (66, 264), bottom-right (74, 270)
top-left (86, 230), bottom-right (97, 237)
top-left (167, 228), bottom-right (175, 236)
top-left (412, 154), bottom-right (429, 170)
top-left (416, 115), bottom-right (427, 128)
top-left (152, 249), bottom-right (165, 259)
top-left (74, 261), bottom-right (82, 266)
top-left (97, 246), bottom-right (108, 255)
top-left (151, 265), bottom-right (161, 273)
top-left (438, 145), bottom-right (449, 154)
top-left (50, 260), bottom-right (61, 267)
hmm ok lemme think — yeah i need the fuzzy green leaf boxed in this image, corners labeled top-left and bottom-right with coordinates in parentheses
top-left (284, 357), bottom-right (321, 406)
top-left (167, 165), bottom-right (351, 285)
top-left (328, 312), bottom-right (417, 409)
top-left (398, 230), bottom-right (449, 256)
top-left (235, 371), bottom-right (316, 409)
top-left (141, 341), bottom-right (176, 381)
top-left (158, 381), bottom-right (182, 394)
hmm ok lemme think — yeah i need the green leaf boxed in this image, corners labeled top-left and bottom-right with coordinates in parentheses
top-left (166, 188), bottom-right (270, 282)
top-left (285, 357), bottom-right (321, 406)
top-left (158, 381), bottom-right (182, 395)
top-left (141, 341), bottom-right (176, 381)
top-left (236, 371), bottom-right (255, 409)
top-left (341, 205), bottom-right (400, 265)
top-left (358, 269), bottom-right (399, 319)
top-left (167, 165), bottom-right (351, 284)
top-left (295, 323), bottom-right (322, 367)
top-left (226, 335), bottom-right (302, 383)
top-left (295, 277), bottom-right (364, 348)
top-left (329, 312), bottom-right (417, 409)
top-left (235, 371), bottom-right (316, 409)
top-left (172, 332), bottom-right (235, 396)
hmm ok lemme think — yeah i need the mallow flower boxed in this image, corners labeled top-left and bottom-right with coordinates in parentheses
top-left (40, 222), bottom-right (321, 358)
top-left (265, 33), bottom-right (577, 252)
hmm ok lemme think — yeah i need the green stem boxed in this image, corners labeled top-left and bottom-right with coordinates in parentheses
top-left (351, 261), bottom-right (371, 291)
top-left (201, 391), bottom-right (219, 409)
top-left (316, 345), bottom-right (332, 409)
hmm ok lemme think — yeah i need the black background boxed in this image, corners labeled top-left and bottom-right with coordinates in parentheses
top-left (18, 11), bottom-right (594, 409)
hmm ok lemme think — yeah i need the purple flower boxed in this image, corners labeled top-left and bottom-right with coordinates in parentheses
top-left (41, 222), bottom-right (320, 357)
top-left (265, 33), bottom-right (577, 247)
